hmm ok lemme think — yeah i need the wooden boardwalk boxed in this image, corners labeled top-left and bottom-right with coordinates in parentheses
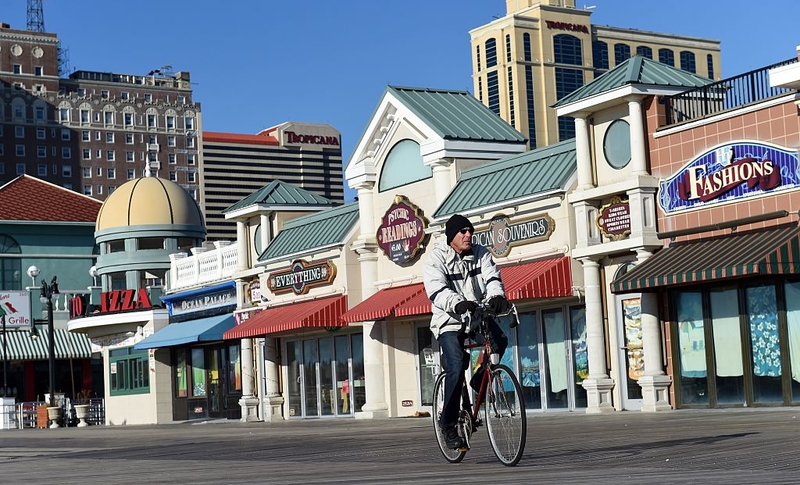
top-left (1, 408), bottom-right (799, 484)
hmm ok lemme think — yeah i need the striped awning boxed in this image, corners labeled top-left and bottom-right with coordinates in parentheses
top-left (501, 256), bottom-right (573, 300)
top-left (611, 224), bottom-right (800, 293)
top-left (223, 295), bottom-right (347, 339)
top-left (0, 329), bottom-right (94, 360)
top-left (341, 283), bottom-right (427, 323)
top-left (341, 256), bottom-right (573, 323)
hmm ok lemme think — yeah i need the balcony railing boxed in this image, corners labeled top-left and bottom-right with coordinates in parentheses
top-left (169, 242), bottom-right (238, 291)
top-left (662, 57), bottom-right (798, 127)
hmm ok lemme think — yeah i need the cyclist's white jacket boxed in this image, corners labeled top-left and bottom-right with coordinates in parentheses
top-left (423, 241), bottom-right (505, 338)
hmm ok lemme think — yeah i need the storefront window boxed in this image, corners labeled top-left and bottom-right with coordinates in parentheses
top-left (745, 284), bottom-right (782, 403)
top-left (783, 282), bottom-right (800, 403)
top-left (109, 347), bottom-right (149, 396)
top-left (334, 335), bottom-right (351, 414)
top-left (351, 333), bottom-right (366, 412)
top-left (191, 348), bottom-right (206, 397)
top-left (570, 306), bottom-right (588, 408)
top-left (709, 288), bottom-right (744, 404)
top-left (228, 344), bottom-right (241, 392)
top-left (175, 348), bottom-right (187, 397)
top-left (675, 291), bottom-right (708, 404)
top-left (517, 312), bottom-right (541, 410)
top-left (543, 309), bottom-right (569, 409)
top-left (319, 338), bottom-right (334, 416)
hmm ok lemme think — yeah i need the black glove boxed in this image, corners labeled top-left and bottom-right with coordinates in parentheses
top-left (454, 300), bottom-right (477, 315)
top-left (488, 296), bottom-right (510, 314)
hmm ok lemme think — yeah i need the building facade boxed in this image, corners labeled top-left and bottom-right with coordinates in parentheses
top-left (0, 175), bottom-right (100, 407)
top-left (0, 23), bottom-right (201, 205)
top-left (470, 0), bottom-right (721, 149)
top-left (201, 122), bottom-right (344, 242)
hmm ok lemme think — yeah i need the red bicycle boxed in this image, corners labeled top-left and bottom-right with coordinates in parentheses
top-left (432, 302), bottom-right (527, 466)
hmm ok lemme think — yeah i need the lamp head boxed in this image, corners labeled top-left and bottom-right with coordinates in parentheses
top-left (27, 265), bottom-right (40, 279)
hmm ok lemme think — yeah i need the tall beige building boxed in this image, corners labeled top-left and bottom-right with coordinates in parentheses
top-left (470, 0), bottom-right (721, 149)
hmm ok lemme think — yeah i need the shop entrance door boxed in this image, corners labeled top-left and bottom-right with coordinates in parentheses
top-left (615, 295), bottom-right (644, 410)
top-left (286, 334), bottom-right (359, 418)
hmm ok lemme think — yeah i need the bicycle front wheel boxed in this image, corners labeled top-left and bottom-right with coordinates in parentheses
top-left (432, 372), bottom-right (466, 463)
top-left (484, 364), bottom-right (527, 466)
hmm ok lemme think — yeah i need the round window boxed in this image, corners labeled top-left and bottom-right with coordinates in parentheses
top-left (603, 119), bottom-right (631, 169)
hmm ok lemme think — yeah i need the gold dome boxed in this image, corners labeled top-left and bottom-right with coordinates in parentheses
top-left (96, 177), bottom-right (204, 231)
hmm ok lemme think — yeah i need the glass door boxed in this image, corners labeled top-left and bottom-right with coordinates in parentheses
top-left (334, 335), bottom-right (352, 415)
top-left (416, 323), bottom-right (438, 411)
top-left (615, 296), bottom-right (644, 410)
top-left (302, 339), bottom-right (319, 416)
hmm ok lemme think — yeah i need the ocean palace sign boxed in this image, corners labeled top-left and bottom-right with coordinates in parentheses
top-left (472, 213), bottom-right (555, 258)
top-left (268, 259), bottom-right (336, 295)
top-left (658, 141), bottom-right (800, 214)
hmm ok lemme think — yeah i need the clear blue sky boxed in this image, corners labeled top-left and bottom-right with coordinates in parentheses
top-left (4, 1), bottom-right (798, 202)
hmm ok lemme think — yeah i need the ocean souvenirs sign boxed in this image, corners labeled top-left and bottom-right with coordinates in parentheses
top-left (268, 259), bottom-right (336, 295)
top-left (376, 195), bottom-right (428, 265)
top-left (472, 213), bottom-right (555, 258)
top-left (658, 141), bottom-right (800, 214)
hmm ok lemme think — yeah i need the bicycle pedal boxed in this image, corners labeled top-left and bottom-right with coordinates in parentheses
top-left (457, 445), bottom-right (470, 452)
top-left (473, 419), bottom-right (483, 429)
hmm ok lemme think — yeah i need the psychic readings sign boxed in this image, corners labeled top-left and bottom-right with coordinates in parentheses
top-left (376, 195), bottom-right (428, 265)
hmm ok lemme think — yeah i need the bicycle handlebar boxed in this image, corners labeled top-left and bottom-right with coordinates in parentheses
top-left (460, 300), bottom-right (520, 331)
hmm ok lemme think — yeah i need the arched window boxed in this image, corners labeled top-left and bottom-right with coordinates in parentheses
top-left (378, 139), bottom-right (431, 192)
top-left (680, 51), bottom-right (696, 74)
top-left (636, 46), bottom-right (653, 59)
top-left (485, 38), bottom-right (497, 68)
top-left (658, 48), bottom-right (675, 66)
top-left (614, 43), bottom-right (631, 65)
top-left (554, 34), bottom-right (582, 65)
top-left (0, 235), bottom-right (22, 290)
top-left (592, 41), bottom-right (609, 70)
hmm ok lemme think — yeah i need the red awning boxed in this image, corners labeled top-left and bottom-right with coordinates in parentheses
top-left (501, 256), bottom-right (573, 300)
top-left (341, 283), bottom-right (426, 323)
top-left (223, 295), bottom-right (347, 339)
top-left (340, 256), bottom-right (573, 323)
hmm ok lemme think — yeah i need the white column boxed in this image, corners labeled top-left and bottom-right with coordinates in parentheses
top-left (574, 115), bottom-right (594, 190)
top-left (635, 250), bottom-right (672, 411)
top-left (236, 221), bottom-right (248, 271)
top-left (355, 182), bottom-right (376, 239)
top-left (430, 159), bottom-right (452, 206)
top-left (259, 213), bottom-right (271, 253)
top-left (581, 259), bottom-right (616, 413)
top-left (238, 337), bottom-right (260, 422)
top-left (628, 97), bottom-right (648, 175)
top-left (261, 336), bottom-right (284, 421)
top-left (355, 249), bottom-right (388, 418)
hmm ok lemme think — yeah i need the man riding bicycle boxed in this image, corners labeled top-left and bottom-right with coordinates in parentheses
top-left (423, 214), bottom-right (510, 450)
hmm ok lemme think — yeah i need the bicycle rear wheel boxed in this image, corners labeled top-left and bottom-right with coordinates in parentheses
top-left (484, 364), bottom-right (526, 466)
top-left (432, 372), bottom-right (466, 463)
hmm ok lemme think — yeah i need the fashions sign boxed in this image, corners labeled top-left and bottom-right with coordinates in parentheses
top-left (658, 141), bottom-right (800, 214)
top-left (472, 213), bottom-right (554, 258)
top-left (268, 259), bottom-right (336, 295)
top-left (376, 195), bottom-right (428, 265)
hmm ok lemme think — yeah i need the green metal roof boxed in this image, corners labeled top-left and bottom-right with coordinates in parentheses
top-left (434, 139), bottom-right (576, 219)
top-left (387, 86), bottom-right (526, 142)
top-left (259, 202), bottom-right (360, 262)
top-left (223, 180), bottom-right (334, 214)
top-left (553, 56), bottom-right (713, 108)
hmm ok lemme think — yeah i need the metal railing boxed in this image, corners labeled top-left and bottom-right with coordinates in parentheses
top-left (662, 57), bottom-right (798, 127)
top-left (0, 399), bottom-right (106, 429)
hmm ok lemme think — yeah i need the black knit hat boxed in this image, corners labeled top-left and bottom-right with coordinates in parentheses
top-left (445, 214), bottom-right (474, 244)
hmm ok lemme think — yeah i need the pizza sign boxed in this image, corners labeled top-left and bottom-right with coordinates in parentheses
top-left (376, 195), bottom-right (428, 265)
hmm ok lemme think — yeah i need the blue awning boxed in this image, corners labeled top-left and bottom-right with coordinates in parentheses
top-left (134, 314), bottom-right (235, 350)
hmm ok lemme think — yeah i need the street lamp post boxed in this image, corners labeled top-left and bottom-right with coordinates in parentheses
top-left (40, 276), bottom-right (59, 410)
